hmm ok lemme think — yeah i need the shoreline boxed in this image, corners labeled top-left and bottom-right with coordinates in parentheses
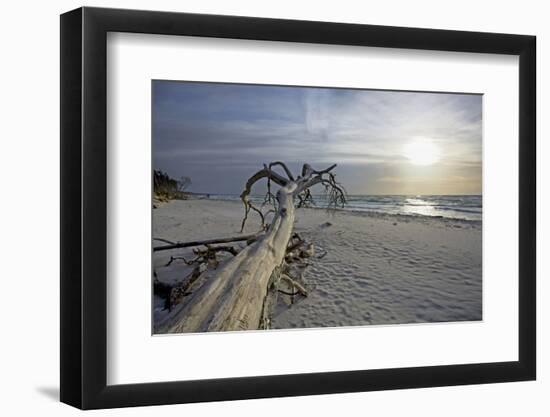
top-left (153, 198), bottom-right (482, 331)
top-left (179, 195), bottom-right (482, 229)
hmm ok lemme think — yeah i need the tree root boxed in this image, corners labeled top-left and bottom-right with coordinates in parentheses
top-left (168, 266), bottom-right (202, 310)
top-left (156, 243), bottom-right (241, 310)
top-left (280, 274), bottom-right (308, 296)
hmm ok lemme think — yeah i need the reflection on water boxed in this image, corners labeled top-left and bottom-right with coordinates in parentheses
top-left (402, 198), bottom-right (438, 217)
top-left (210, 194), bottom-right (483, 221)
top-left (340, 195), bottom-right (482, 221)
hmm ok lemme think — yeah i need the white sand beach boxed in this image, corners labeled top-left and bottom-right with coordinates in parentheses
top-left (153, 198), bottom-right (482, 331)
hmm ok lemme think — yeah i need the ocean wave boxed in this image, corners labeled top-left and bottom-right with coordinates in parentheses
top-left (208, 194), bottom-right (482, 221)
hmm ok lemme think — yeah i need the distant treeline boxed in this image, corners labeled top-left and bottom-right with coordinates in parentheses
top-left (153, 170), bottom-right (191, 201)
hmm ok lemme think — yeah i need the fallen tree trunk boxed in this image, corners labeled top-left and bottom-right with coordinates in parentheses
top-left (155, 162), bottom-right (345, 333)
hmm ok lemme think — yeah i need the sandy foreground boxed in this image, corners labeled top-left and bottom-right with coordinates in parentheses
top-left (153, 198), bottom-right (482, 330)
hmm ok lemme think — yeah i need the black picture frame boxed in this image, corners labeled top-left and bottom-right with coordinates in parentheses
top-left (60, 6), bottom-right (536, 410)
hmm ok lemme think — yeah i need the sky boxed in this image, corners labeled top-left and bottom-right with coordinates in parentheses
top-left (153, 81), bottom-right (482, 195)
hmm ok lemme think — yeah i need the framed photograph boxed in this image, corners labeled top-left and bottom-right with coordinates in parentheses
top-left (60, 6), bottom-right (536, 409)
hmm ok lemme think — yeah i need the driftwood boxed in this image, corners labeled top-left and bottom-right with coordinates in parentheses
top-left (153, 233), bottom-right (260, 252)
top-left (154, 162), bottom-right (345, 333)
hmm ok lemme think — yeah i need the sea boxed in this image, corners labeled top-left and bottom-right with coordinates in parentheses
top-left (208, 194), bottom-right (482, 222)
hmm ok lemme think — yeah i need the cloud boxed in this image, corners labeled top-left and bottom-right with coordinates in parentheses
top-left (153, 81), bottom-right (482, 195)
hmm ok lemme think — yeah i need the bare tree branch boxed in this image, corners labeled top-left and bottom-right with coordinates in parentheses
top-left (239, 166), bottom-right (289, 232)
top-left (153, 237), bottom-right (176, 245)
top-left (269, 161), bottom-right (295, 181)
top-left (155, 161), bottom-right (346, 333)
top-left (154, 233), bottom-right (261, 252)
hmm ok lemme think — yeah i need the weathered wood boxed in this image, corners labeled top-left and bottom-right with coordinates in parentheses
top-left (157, 183), bottom-right (296, 333)
top-left (154, 162), bottom-right (345, 333)
top-left (153, 233), bottom-right (261, 252)
top-left (280, 274), bottom-right (308, 296)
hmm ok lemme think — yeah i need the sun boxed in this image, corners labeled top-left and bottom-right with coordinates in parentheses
top-left (403, 139), bottom-right (440, 166)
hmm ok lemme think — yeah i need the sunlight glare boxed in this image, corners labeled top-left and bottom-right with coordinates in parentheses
top-left (403, 139), bottom-right (441, 166)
